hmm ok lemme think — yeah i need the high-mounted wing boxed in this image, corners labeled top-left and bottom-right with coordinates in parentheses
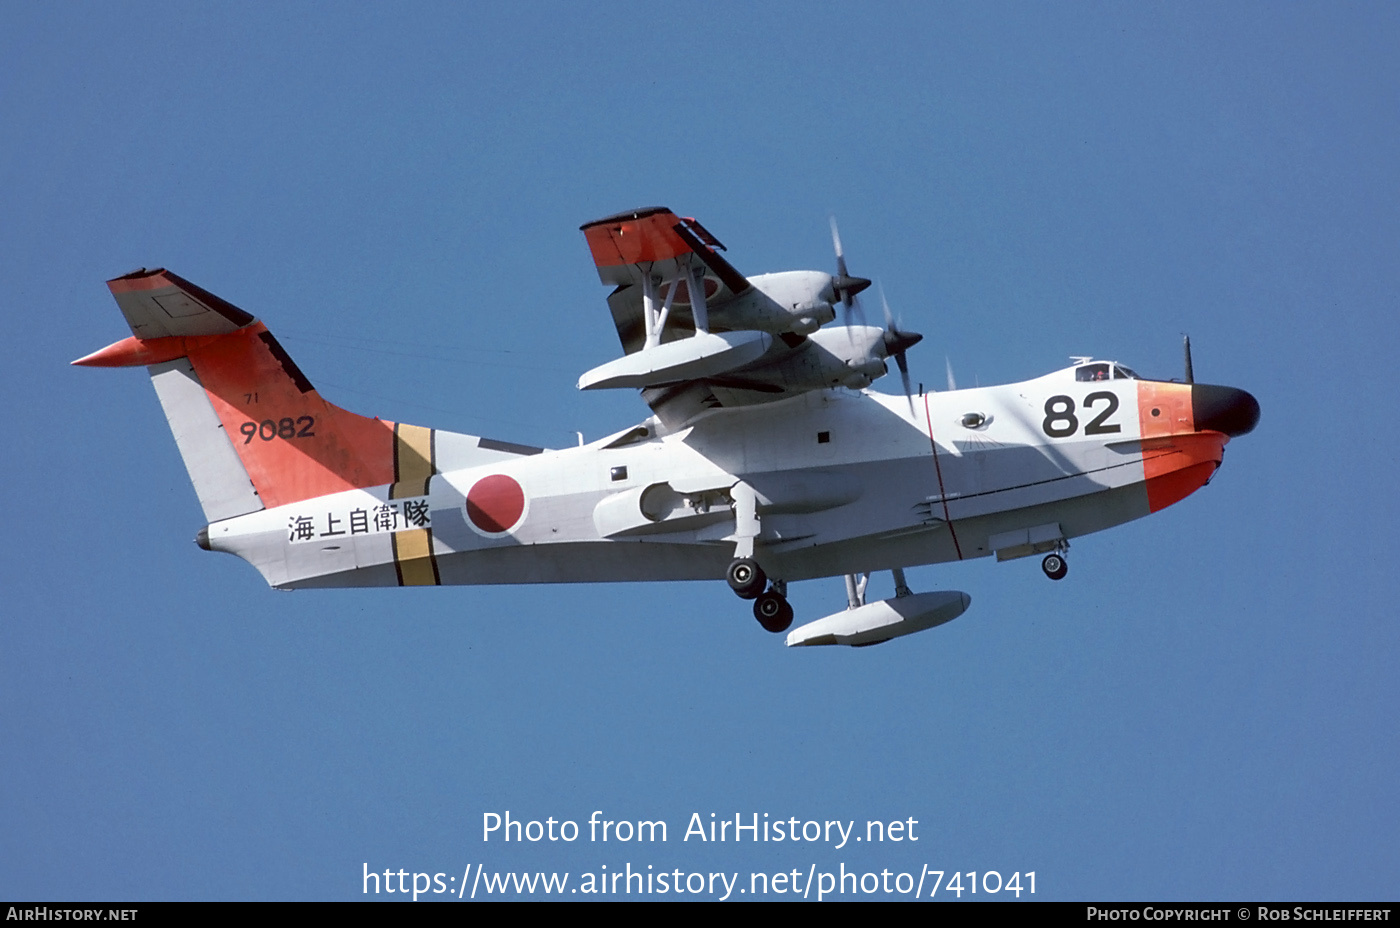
top-left (578, 208), bottom-right (913, 427)
top-left (582, 207), bottom-right (763, 354)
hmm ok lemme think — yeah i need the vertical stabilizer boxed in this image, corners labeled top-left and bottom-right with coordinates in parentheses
top-left (76, 269), bottom-right (398, 514)
top-left (78, 269), bottom-right (547, 527)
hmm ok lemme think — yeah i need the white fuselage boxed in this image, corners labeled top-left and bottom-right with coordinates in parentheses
top-left (204, 368), bottom-right (1203, 591)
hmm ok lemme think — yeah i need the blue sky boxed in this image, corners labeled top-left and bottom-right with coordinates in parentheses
top-left (2, 2), bottom-right (1396, 901)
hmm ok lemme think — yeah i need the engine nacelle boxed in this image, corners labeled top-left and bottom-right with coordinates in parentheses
top-left (709, 271), bottom-right (838, 335)
top-left (698, 325), bottom-right (892, 405)
top-left (800, 326), bottom-right (890, 389)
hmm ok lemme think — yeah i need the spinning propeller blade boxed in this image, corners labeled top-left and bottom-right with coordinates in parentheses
top-left (878, 284), bottom-right (923, 410)
top-left (829, 216), bottom-right (871, 329)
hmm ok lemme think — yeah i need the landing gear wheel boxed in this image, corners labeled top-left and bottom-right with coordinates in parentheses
top-left (1042, 553), bottom-right (1068, 581)
top-left (726, 558), bottom-right (767, 600)
top-left (753, 590), bottom-right (794, 633)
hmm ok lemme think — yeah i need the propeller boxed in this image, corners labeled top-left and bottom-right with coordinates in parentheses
top-left (878, 285), bottom-right (924, 408)
top-left (828, 217), bottom-right (872, 328)
top-left (1183, 334), bottom-right (1195, 384)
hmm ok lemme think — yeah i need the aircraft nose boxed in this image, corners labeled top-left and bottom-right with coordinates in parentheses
top-left (1191, 384), bottom-right (1260, 437)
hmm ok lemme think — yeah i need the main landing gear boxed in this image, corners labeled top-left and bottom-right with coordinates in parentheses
top-left (726, 557), bottom-right (766, 599)
top-left (753, 587), bottom-right (794, 633)
top-left (725, 485), bottom-right (795, 632)
top-left (1041, 552), bottom-right (1068, 581)
top-left (727, 557), bottom-right (793, 633)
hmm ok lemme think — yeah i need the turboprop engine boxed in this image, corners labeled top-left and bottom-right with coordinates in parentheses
top-left (709, 270), bottom-right (842, 335)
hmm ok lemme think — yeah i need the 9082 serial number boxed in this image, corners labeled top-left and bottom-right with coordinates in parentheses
top-left (240, 417), bottom-right (316, 443)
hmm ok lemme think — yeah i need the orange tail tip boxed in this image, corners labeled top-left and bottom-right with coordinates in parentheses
top-left (73, 334), bottom-right (222, 368)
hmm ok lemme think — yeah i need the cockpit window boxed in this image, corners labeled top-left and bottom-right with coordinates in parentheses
top-left (1076, 363), bottom-right (1111, 382)
top-left (1113, 365), bottom-right (1139, 380)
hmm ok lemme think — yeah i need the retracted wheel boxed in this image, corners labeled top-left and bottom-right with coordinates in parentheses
top-left (726, 557), bottom-right (767, 600)
top-left (753, 590), bottom-right (794, 633)
top-left (1042, 553), bottom-right (1068, 581)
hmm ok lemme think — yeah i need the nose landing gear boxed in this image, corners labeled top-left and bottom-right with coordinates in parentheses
top-left (1042, 553), bottom-right (1068, 580)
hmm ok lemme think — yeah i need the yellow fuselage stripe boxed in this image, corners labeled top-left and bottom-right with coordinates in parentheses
top-left (390, 423), bottom-right (439, 585)
top-left (391, 422), bottom-right (435, 500)
top-left (392, 527), bottom-right (440, 586)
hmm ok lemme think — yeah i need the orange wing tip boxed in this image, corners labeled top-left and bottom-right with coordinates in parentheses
top-left (72, 334), bottom-right (217, 367)
top-left (580, 207), bottom-right (691, 268)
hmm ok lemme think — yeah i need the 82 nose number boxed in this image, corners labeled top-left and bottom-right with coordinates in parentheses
top-left (1042, 393), bottom-right (1121, 438)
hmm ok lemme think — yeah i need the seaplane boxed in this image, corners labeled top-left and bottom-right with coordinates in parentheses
top-left (75, 207), bottom-right (1259, 646)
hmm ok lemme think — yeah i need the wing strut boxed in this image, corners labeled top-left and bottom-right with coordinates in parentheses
top-left (688, 263), bottom-right (710, 334)
top-left (642, 275), bottom-right (682, 349)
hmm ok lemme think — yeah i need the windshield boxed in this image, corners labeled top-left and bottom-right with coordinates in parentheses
top-left (1075, 363), bottom-right (1110, 382)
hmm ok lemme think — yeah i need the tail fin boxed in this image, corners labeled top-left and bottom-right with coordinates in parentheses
top-left (75, 269), bottom-right (408, 519)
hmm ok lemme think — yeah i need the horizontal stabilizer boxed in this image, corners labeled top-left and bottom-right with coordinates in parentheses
top-left (106, 268), bottom-right (256, 339)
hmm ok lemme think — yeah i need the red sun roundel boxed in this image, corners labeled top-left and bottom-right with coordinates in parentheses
top-left (466, 474), bottom-right (525, 534)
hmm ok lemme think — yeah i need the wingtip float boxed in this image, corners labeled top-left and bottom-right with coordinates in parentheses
top-left (77, 211), bottom-right (1259, 646)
